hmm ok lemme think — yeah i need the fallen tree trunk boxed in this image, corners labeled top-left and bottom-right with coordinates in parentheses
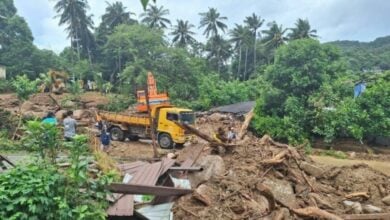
top-left (237, 108), bottom-right (254, 140)
top-left (0, 154), bottom-right (15, 167)
top-left (292, 207), bottom-right (343, 220)
top-left (175, 122), bottom-right (233, 148)
top-left (341, 213), bottom-right (390, 220)
top-left (344, 192), bottom-right (370, 200)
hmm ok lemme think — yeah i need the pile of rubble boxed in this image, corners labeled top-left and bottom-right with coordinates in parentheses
top-left (171, 113), bottom-right (390, 220)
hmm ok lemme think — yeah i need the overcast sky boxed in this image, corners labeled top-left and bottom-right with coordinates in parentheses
top-left (13, 0), bottom-right (390, 53)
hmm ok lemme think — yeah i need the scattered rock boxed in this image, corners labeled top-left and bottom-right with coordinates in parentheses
top-left (343, 200), bottom-right (362, 214)
top-left (343, 200), bottom-right (355, 207)
top-left (382, 195), bottom-right (390, 205)
top-left (300, 161), bottom-right (324, 177)
top-left (363, 204), bottom-right (382, 213)
top-left (188, 155), bottom-right (225, 187)
top-left (167, 153), bottom-right (176, 159)
top-left (272, 207), bottom-right (290, 220)
top-left (208, 113), bottom-right (228, 122)
top-left (23, 111), bottom-right (46, 119)
top-left (63, 100), bottom-right (76, 108)
top-left (263, 177), bottom-right (297, 208)
top-left (193, 184), bottom-right (213, 206)
top-left (73, 109), bottom-right (91, 120)
top-left (308, 193), bottom-right (333, 209)
top-left (348, 152), bottom-right (356, 158)
top-left (351, 202), bottom-right (362, 214)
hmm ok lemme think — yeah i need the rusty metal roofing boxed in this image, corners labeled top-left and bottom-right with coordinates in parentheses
top-left (108, 159), bottom-right (176, 217)
top-left (118, 161), bottom-right (149, 175)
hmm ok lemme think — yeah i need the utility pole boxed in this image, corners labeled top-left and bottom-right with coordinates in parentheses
top-left (145, 82), bottom-right (158, 159)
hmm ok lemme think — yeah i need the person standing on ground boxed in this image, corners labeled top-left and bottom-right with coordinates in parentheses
top-left (227, 127), bottom-right (236, 143)
top-left (63, 110), bottom-right (77, 141)
top-left (42, 112), bottom-right (58, 125)
top-left (99, 122), bottom-right (111, 152)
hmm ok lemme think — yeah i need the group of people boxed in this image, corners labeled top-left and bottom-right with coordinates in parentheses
top-left (214, 126), bottom-right (237, 144)
top-left (41, 110), bottom-right (110, 151)
top-left (41, 110), bottom-right (77, 141)
top-left (42, 110), bottom-right (110, 151)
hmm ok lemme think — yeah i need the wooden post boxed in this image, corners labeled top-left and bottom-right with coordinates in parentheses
top-left (145, 84), bottom-right (158, 159)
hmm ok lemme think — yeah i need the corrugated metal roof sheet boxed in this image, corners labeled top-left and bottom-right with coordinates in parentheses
top-left (136, 202), bottom-right (174, 220)
top-left (108, 159), bottom-right (176, 217)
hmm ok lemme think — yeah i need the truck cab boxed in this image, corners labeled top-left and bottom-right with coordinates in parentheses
top-left (155, 107), bottom-right (195, 148)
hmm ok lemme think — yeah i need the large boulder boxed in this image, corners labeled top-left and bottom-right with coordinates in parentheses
top-left (300, 161), bottom-right (324, 178)
top-left (263, 177), bottom-right (297, 208)
top-left (23, 111), bottom-right (46, 119)
top-left (363, 204), bottom-right (382, 213)
top-left (63, 100), bottom-right (77, 108)
top-left (73, 109), bottom-right (92, 120)
top-left (188, 155), bottom-right (225, 187)
top-left (382, 195), bottom-right (390, 206)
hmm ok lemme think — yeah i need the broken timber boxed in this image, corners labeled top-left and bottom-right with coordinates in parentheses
top-left (108, 183), bottom-right (193, 196)
top-left (341, 213), bottom-right (390, 220)
top-left (168, 166), bottom-right (203, 172)
top-left (175, 122), bottom-right (234, 147)
top-left (0, 154), bottom-right (14, 167)
top-left (237, 107), bottom-right (254, 140)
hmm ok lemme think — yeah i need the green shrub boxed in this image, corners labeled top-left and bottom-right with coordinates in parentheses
top-left (0, 80), bottom-right (13, 93)
top-left (0, 164), bottom-right (110, 220)
top-left (321, 149), bottom-right (348, 159)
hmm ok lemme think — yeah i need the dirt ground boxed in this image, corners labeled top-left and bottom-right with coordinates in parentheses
top-left (311, 155), bottom-right (390, 176)
top-left (172, 114), bottom-right (390, 219)
top-left (1, 93), bottom-right (390, 219)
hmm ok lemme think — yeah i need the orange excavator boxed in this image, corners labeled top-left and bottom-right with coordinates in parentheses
top-left (135, 72), bottom-right (170, 112)
top-left (95, 72), bottom-right (195, 148)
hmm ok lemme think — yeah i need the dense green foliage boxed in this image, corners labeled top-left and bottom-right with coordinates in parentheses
top-left (1, 0), bottom-right (389, 146)
top-left (328, 36), bottom-right (390, 71)
top-left (253, 39), bottom-right (389, 144)
top-left (0, 124), bottom-right (112, 219)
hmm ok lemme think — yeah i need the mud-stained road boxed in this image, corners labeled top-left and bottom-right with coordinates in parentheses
top-left (311, 155), bottom-right (390, 176)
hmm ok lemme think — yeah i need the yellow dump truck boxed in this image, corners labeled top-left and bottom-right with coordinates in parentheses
top-left (96, 105), bottom-right (195, 149)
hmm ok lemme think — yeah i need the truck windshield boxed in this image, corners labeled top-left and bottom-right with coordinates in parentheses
top-left (180, 112), bottom-right (195, 124)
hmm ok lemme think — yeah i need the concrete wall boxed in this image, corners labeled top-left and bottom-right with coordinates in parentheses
top-left (0, 66), bottom-right (6, 79)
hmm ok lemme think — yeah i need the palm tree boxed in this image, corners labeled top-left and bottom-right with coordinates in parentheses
top-left (262, 22), bottom-right (288, 49)
top-left (54, 0), bottom-right (94, 59)
top-left (244, 13), bottom-right (264, 68)
top-left (199, 7), bottom-right (227, 38)
top-left (205, 35), bottom-right (231, 74)
top-left (140, 5), bottom-right (171, 29)
top-left (102, 1), bottom-right (136, 28)
top-left (170, 20), bottom-right (196, 47)
top-left (230, 24), bottom-right (251, 79)
top-left (288, 18), bottom-right (318, 40)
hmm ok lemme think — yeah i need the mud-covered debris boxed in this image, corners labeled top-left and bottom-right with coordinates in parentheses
top-left (300, 161), bottom-right (324, 177)
top-left (188, 155), bottom-right (225, 187)
top-left (363, 204), bottom-right (383, 213)
top-left (382, 195), bottom-right (390, 205)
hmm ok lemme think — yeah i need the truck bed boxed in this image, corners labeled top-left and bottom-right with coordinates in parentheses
top-left (98, 111), bottom-right (150, 126)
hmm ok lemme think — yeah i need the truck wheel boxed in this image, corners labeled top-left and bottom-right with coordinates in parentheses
top-left (110, 127), bottom-right (125, 141)
top-left (158, 133), bottom-right (173, 149)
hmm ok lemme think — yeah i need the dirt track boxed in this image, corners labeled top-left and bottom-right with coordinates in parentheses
top-left (311, 155), bottom-right (390, 176)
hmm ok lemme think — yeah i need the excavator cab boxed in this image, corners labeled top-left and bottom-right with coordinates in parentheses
top-left (40, 69), bottom-right (69, 94)
top-left (136, 72), bottom-right (170, 112)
